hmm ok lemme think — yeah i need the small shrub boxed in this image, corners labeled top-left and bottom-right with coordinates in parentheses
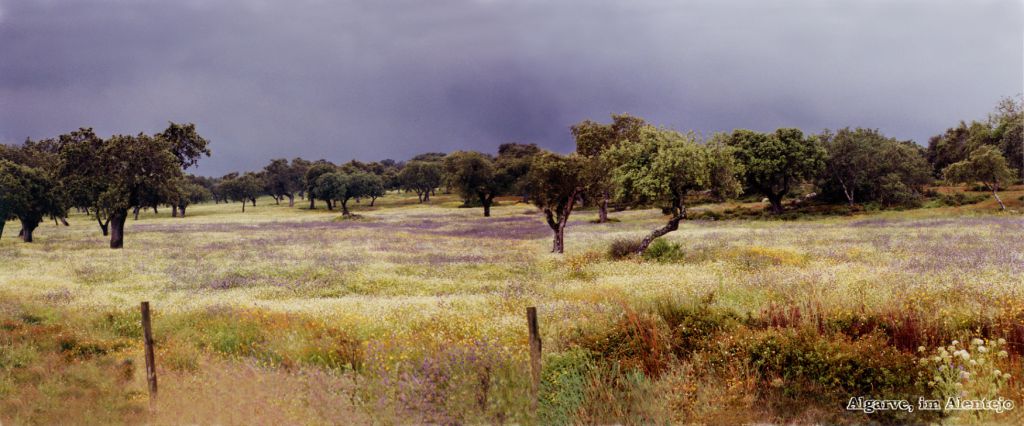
top-left (746, 329), bottom-right (924, 398)
top-left (657, 299), bottom-right (740, 358)
top-left (947, 191), bottom-right (989, 206)
top-left (608, 238), bottom-right (643, 260)
top-left (570, 307), bottom-right (673, 378)
top-left (539, 349), bottom-right (594, 425)
top-left (641, 239), bottom-right (684, 263)
top-left (725, 246), bottom-right (809, 269)
top-left (564, 251), bottom-right (603, 279)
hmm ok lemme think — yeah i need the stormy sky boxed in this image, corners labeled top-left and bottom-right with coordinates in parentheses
top-left (0, 0), bottom-right (1021, 175)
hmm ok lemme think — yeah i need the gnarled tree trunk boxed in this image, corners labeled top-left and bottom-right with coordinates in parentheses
top-left (636, 206), bottom-right (687, 254)
top-left (480, 193), bottom-right (494, 217)
top-left (597, 195), bottom-right (609, 223)
top-left (20, 219), bottom-right (39, 243)
top-left (287, 194), bottom-right (295, 207)
top-left (172, 205), bottom-right (179, 217)
top-left (95, 210), bottom-right (110, 236)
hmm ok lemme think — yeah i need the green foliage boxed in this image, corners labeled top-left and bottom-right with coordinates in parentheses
top-left (746, 330), bottom-right (923, 398)
top-left (641, 239), bottom-right (684, 263)
top-left (820, 127), bottom-right (932, 206)
top-left (608, 238), bottom-right (644, 259)
top-left (727, 128), bottom-right (826, 213)
top-left (943, 145), bottom-right (1016, 191)
top-left (442, 151), bottom-right (503, 215)
top-left (657, 299), bottom-right (740, 358)
top-left (397, 160), bottom-right (443, 202)
top-left (0, 160), bottom-right (66, 240)
top-left (603, 126), bottom-right (711, 214)
top-left (943, 145), bottom-right (1017, 209)
top-left (539, 349), bottom-right (594, 425)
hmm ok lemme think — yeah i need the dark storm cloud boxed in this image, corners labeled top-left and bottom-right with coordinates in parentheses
top-left (0, 0), bottom-right (1021, 175)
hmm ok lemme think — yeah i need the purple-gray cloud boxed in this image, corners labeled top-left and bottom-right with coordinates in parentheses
top-left (1, 0), bottom-right (1021, 175)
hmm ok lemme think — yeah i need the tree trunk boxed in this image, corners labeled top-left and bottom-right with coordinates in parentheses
top-left (341, 199), bottom-right (350, 216)
top-left (637, 207), bottom-right (687, 254)
top-left (133, 207), bottom-right (140, 220)
top-left (481, 194), bottom-right (493, 217)
top-left (20, 219), bottom-right (39, 243)
top-left (95, 210), bottom-right (109, 236)
top-left (370, 197), bottom-right (377, 207)
top-left (993, 189), bottom-right (1006, 211)
top-left (544, 210), bottom-right (560, 253)
top-left (309, 197), bottom-right (315, 210)
top-left (275, 195), bottom-right (280, 205)
top-left (60, 217), bottom-right (69, 226)
top-left (179, 205), bottom-right (187, 217)
top-left (172, 205), bottom-right (179, 217)
top-left (423, 191), bottom-right (430, 202)
top-left (250, 198), bottom-right (256, 207)
top-left (839, 181), bottom-right (855, 207)
top-left (241, 200), bottom-right (246, 212)
top-left (597, 195), bottom-right (609, 223)
top-left (153, 206), bottom-right (158, 214)
top-left (110, 210), bottom-right (128, 249)
top-left (326, 199), bottom-right (334, 211)
top-left (0, 218), bottom-right (5, 240)
top-left (767, 192), bottom-right (784, 214)
top-left (287, 194), bottom-right (295, 207)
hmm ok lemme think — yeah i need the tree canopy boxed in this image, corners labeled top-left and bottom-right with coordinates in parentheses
top-left (727, 128), bottom-right (826, 213)
top-left (605, 126), bottom-right (742, 253)
top-left (944, 145), bottom-right (1017, 210)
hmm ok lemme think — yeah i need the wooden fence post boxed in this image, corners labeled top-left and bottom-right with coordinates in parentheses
top-left (527, 306), bottom-right (541, 414)
top-left (141, 301), bottom-right (157, 411)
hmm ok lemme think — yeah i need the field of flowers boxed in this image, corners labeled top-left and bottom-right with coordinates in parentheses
top-left (1, 191), bottom-right (1022, 424)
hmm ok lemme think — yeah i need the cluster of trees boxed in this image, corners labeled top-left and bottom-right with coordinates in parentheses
top-left (3, 97), bottom-right (1019, 252)
top-left (0, 123), bottom-right (210, 248)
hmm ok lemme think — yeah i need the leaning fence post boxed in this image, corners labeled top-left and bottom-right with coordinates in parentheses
top-left (141, 301), bottom-right (157, 411)
top-left (527, 306), bottom-right (542, 413)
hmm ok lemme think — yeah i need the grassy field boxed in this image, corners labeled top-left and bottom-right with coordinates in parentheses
top-left (1, 190), bottom-right (1023, 424)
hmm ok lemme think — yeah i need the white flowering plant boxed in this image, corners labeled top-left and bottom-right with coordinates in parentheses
top-left (918, 338), bottom-right (1012, 403)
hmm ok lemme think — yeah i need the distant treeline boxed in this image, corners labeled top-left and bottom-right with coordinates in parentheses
top-left (1, 96), bottom-right (1020, 252)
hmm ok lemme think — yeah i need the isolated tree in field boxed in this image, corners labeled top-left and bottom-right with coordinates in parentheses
top-left (312, 172), bottom-right (378, 214)
top-left (495, 143), bottom-right (541, 201)
top-left (365, 174), bottom-right (386, 206)
top-left (56, 128), bottom-right (113, 234)
top-left (398, 161), bottom-right (442, 202)
top-left (820, 128), bottom-right (932, 207)
top-left (263, 158), bottom-right (306, 206)
top-left (170, 179), bottom-right (212, 217)
top-left (943, 145), bottom-right (1017, 210)
top-left (58, 133), bottom-right (182, 248)
top-left (525, 152), bottom-right (587, 253)
top-left (0, 160), bottom-right (66, 242)
top-left (304, 162), bottom-right (336, 209)
top-left (605, 127), bottom-right (743, 254)
top-left (444, 151), bottom-right (505, 217)
top-left (727, 128), bottom-right (825, 214)
top-left (571, 114), bottom-right (647, 222)
top-left (312, 172), bottom-right (346, 211)
top-left (221, 173), bottom-right (263, 212)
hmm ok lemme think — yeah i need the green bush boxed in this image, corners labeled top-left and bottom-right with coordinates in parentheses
top-left (539, 349), bottom-right (594, 425)
top-left (641, 239), bottom-right (684, 263)
top-left (746, 329), bottom-right (924, 398)
top-left (657, 300), bottom-right (740, 358)
top-left (607, 238), bottom-right (643, 260)
top-left (937, 191), bottom-right (989, 206)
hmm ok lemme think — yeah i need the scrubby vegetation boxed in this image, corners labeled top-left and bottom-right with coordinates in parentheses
top-left (1, 96), bottom-right (1022, 423)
